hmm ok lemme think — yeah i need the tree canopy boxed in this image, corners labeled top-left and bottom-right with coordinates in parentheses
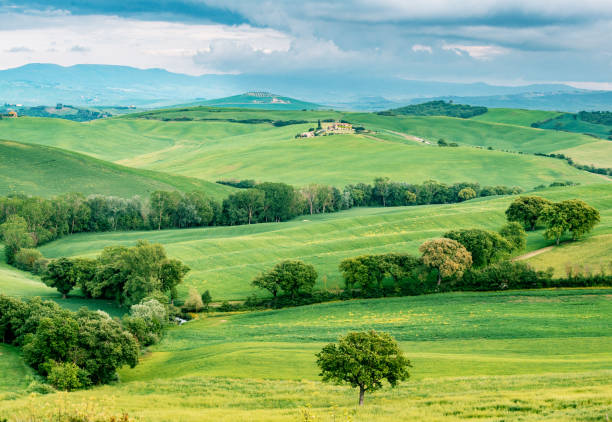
top-left (316, 330), bottom-right (411, 405)
top-left (541, 199), bottom-right (600, 245)
top-left (505, 196), bottom-right (551, 231)
top-left (419, 238), bottom-right (473, 285)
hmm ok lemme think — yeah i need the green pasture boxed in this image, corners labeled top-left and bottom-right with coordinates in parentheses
top-left (39, 184), bottom-right (612, 301)
top-left (1, 288), bottom-right (610, 421)
top-left (1, 110), bottom-right (607, 187)
top-left (533, 113), bottom-right (612, 139)
top-left (470, 108), bottom-right (562, 127)
top-left (0, 139), bottom-right (233, 199)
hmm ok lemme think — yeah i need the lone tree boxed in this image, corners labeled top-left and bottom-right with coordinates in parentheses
top-left (541, 199), bottom-right (600, 245)
top-left (42, 258), bottom-right (77, 298)
top-left (419, 238), bottom-right (472, 285)
top-left (251, 260), bottom-right (317, 299)
top-left (505, 196), bottom-right (551, 231)
top-left (316, 330), bottom-right (411, 406)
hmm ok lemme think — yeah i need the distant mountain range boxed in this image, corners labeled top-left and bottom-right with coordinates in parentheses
top-left (180, 92), bottom-right (322, 110)
top-left (1, 63), bottom-right (611, 111)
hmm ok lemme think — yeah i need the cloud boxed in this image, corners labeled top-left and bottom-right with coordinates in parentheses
top-left (442, 43), bottom-right (509, 60)
top-left (412, 44), bottom-right (432, 54)
top-left (6, 46), bottom-right (33, 53)
top-left (70, 45), bottom-right (90, 53)
top-left (0, 1), bottom-right (611, 84)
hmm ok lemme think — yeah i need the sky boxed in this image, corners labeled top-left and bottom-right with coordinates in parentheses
top-left (1, 0), bottom-right (612, 88)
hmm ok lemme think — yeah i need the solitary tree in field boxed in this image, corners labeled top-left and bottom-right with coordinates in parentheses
top-left (505, 196), bottom-right (551, 231)
top-left (316, 330), bottom-right (411, 406)
top-left (419, 238), bottom-right (472, 285)
top-left (541, 199), bottom-right (600, 245)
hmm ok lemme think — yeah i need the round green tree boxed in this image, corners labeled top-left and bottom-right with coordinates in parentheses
top-left (505, 196), bottom-right (551, 231)
top-left (419, 238), bottom-right (472, 285)
top-left (316, 330), bottom-right (411, 405)
top-left (458, 187), bottom-right (477, 201)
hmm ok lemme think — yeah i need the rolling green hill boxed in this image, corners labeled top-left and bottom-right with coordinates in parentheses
top-left (0, 139), bottom-right (233, 199)
top-left (532, 113), bottom-right (612, 139)
top-left (1, 288), bottom-right (610, 420)
top-left (1, 109), bottom-right (609, 182)
top-left (471, 108), bottom-right (562, 126)
top-left (40, 184), bottom-right (612, 301)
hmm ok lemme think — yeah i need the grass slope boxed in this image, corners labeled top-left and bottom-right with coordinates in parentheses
top-left (471, 108), bottom-right (562, 127)
top-left (1, 111), bottom-right (605, 187)
top-left (0, 248), bottom-right (123, 316)
top-left (1, 288), bottom-right (610, 421)
top-left (0, 139), bottom-right (233, 199)
top-left (40, 184), bottom-right (612, 301)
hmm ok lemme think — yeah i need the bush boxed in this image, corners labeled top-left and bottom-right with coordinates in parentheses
top-left (13, 248), bottom-right (43, 272)
top-left (46, 361), bottom-right (86, 391)
top-left (182, 287), bottom-right (204, 312)
top-left (460, 261), bottom-right (554, 291)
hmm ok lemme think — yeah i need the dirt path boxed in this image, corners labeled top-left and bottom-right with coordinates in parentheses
top-left (513, 246), bottom-right (554, 261)
top-left (385, 130), bottom-right (432, 144)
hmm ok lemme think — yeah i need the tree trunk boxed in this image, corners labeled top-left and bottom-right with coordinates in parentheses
top-left (437, 272), bottom-right (442, 286)
top-left (556, 236), bottom-right (560, 246)
top-left (62, 293), bottom-right (67, 299)
top-left (359, 386), bottom-right (365, 406)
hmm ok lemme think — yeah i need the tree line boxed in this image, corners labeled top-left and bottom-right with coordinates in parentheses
top-left (0, 179), bottom-right (523, 269)
top-left (245, 196), bottom-right (603, 307)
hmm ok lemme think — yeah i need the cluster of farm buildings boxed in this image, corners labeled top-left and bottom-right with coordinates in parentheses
top-left (298, 121), bottom-right (354, 138)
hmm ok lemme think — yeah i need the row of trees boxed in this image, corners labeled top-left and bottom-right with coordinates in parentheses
top-left (505, 196), bottom-right (600, 244)
top-left (41, 241), bottom-right (190, 306)
top-left (0, 179), bottom-right (522, 259)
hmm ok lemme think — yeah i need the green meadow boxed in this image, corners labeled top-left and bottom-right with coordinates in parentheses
top-left (0, 139), bottom-right (233, 198)
top-left (1, 288), bottom-right (610, 421)
top-left (39, 184), bottom-right (612, 301)
top-left (0, 109), bottom-right (608, 189)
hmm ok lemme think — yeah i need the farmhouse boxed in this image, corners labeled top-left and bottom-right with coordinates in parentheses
top-left (7, 110), bottom-right (18, 118)
top-left (299, 131), bottom-right (315, 138)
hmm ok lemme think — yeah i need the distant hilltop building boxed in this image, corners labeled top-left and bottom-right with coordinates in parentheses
top-left (246, 92), bottom-right (275, 98)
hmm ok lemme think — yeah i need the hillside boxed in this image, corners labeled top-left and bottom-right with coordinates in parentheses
top-left (180, 92), bottom-right (323, 110)
top-left (40, 184), bottom-right (612, 301)
top-left (381, 100), bottom-right (488, 118)
top-left (1, 109), bottom-right (605, 188)
top-left (0, 139), bottom-right (233, 199)
top-left (2, 288), bottom-right (610, 419)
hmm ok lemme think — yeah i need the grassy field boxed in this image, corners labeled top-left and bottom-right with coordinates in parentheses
top-left (0, 139), bottom-right (233, 199)
top-left (533, 113), bottom-right (612, 139)
top-left (470, 108), bottom-right (562, 126)
top-left (1, 110), bottom-right (607, 188)
top-left (39, 184), bottom-right (612, 301)
top-left (1, 288), bottom-right (610, 421)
